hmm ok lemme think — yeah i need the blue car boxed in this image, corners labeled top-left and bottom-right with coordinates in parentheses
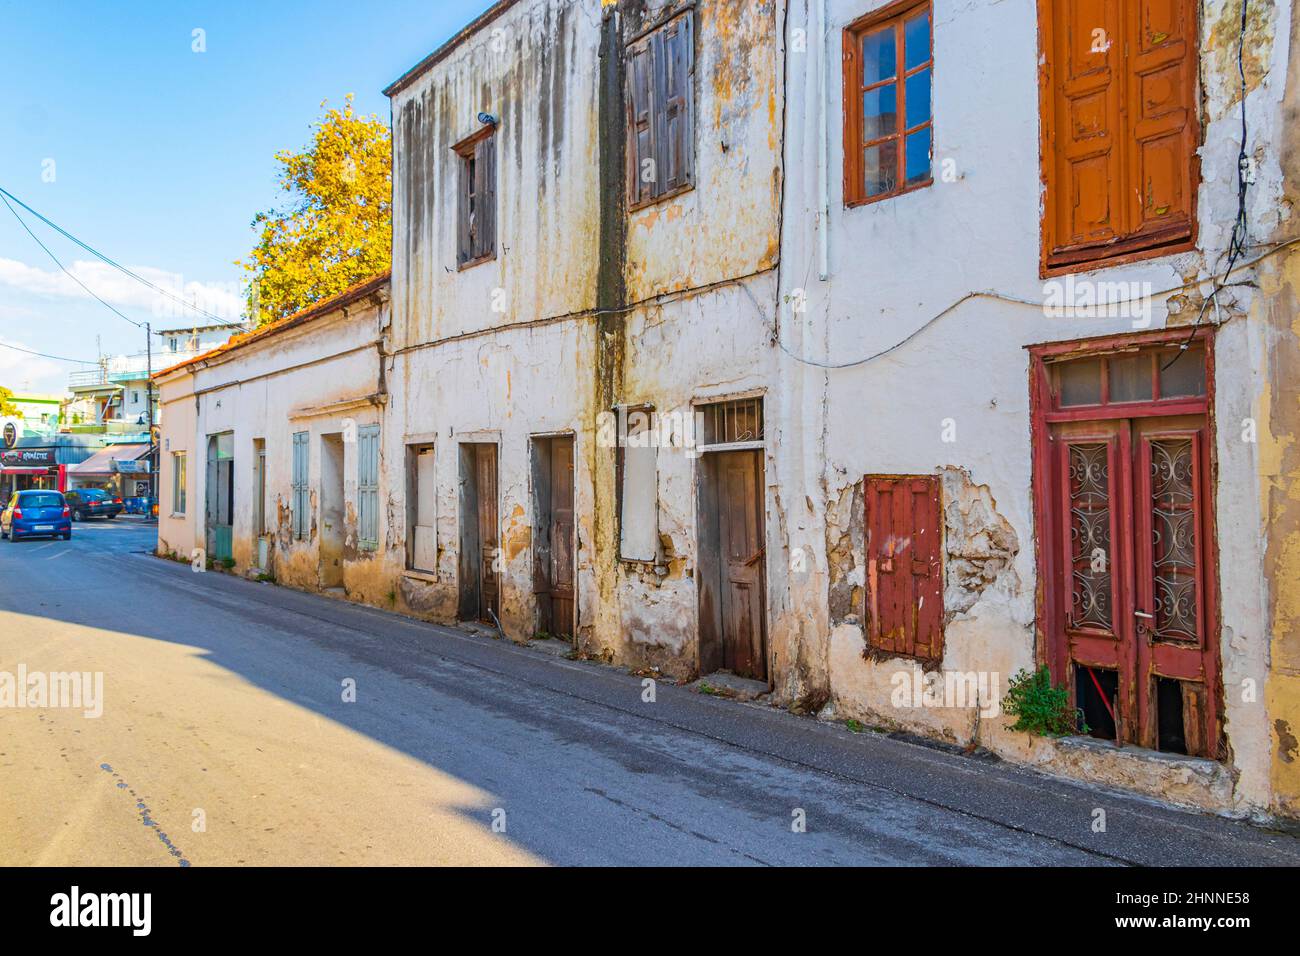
top-left (1, 490), bottom-right (73, 541)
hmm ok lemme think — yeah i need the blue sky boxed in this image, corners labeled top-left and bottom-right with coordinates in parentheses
top-left (0, 0), bottom-right (492, 395)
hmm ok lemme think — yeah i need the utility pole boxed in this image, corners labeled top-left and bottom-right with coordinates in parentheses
top-left (146, 321), bottom-right (156, 514)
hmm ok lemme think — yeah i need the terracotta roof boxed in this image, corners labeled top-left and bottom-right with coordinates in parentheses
top-left (384, 0), bottom-right (522, 97)
top-left (153, 270), bottom-right (390, 380)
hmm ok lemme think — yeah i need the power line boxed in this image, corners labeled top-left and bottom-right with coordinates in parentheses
top-left (0, 185), bottom-right (246, 329)
top-left (0, 191), bottom-right (144, 329)
top-left (0, 340), bottom-right (98, 365)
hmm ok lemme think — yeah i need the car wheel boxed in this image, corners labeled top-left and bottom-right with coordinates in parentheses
top-left (62, 532), bottom-right (72, 540)
top-left (106, 513), bottom-right (117, 520)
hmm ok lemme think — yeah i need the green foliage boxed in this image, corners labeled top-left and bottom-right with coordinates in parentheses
top-left (845, 718), bottom-right (865, 734)
top-left (240, 95), bottom-right (392, 325)
top-left (1001, 666), bottom-right (1085, 737)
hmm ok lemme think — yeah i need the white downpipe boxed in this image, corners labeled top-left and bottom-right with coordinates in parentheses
top-left (817, 0), bottom-right (830, 281)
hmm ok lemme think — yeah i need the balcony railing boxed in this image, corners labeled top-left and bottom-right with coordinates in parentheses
top-left (68, 349), bottom-right (208, 389)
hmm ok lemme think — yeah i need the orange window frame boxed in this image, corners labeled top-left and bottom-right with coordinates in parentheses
top-left (843, 0), bottom-right (934, 207)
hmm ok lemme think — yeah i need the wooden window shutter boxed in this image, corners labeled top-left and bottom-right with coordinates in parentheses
top-left (863, 475), bottom-right (945, 662)
top-left (1045, 0), bottom-right (1125, 256)
top-left (476, 134), bottom-right (496, 260)
top-left (1122, 0), bottom-right (1197, 241)
top-left (625, 33), bottom-right (657, 206)
top-left (1042, 0), bottom-right (1198, 270)
top-left (456, 153), bottom-right (472, 266)
top-left (660, 14), bottom-right (694, 192)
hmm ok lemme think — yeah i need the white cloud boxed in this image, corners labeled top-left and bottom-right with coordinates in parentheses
top-left (0, 257), bottom-right (245, 324)
top-left (0, 336), bottom-right (70, 395)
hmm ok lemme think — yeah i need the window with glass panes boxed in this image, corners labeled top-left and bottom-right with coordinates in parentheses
top-left (843, 0), bottom-right (932, 205)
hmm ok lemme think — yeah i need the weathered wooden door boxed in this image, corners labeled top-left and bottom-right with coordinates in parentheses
top-left (702, 450), bottom-right (766, 680)
top-left (475, 444), bottom-right (499, 622)
top-left (458, 443), bottom-right (499, 623)
top-left (532, 436), bottom-right (575, 639)
top-left (1048, 414), bottom-right (1218, 754)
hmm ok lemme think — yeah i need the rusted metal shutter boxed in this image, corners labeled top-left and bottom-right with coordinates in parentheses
top-left (863, 475), bottom-right (944, 662)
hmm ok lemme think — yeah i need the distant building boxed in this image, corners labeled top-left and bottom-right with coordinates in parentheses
top-left (64, 323), bottom-right (239, 430)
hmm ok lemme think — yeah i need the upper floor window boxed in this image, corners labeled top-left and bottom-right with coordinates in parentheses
top-left (625, 13), bottom-right (695, 209)
top-left (1040, 0), bottom-right (1199, 274)
top-left (454, 127), bottom-right (497, 268)
top-left (843, 0), bottom-right (933, 205)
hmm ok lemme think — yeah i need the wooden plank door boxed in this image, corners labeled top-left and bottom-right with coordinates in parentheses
top-left (476, 444), bottom-right (499, 623)
top-left (716, 450), bottom-right (766, 680)
top-left (533, 437), bottom-right (575, 639)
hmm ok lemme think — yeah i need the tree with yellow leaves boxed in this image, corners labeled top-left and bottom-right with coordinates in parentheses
top-left (240, 95), bottom-right (391, 325)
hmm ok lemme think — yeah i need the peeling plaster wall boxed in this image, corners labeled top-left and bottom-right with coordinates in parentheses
top-left (156, 370), bottom-right (197, 559)
top-left (780, 0), bottom-right (1296, 816)
top-left (1261, 0), bottom-right (1300, 819)
top-left (154, 294), bottom-right (393, 603)
top-left (386, 0), bottom-right (784, 677)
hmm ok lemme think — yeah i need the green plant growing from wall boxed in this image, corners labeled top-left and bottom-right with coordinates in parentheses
top-left (1001, 666), bottom-right (1086, 737)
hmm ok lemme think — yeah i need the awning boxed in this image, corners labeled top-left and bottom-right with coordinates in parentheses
top-left (68, 443), bottom-right (151, 477)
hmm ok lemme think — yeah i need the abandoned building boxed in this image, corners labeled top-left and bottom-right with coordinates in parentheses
top-left (154, 0), bottom-right (1300, 824)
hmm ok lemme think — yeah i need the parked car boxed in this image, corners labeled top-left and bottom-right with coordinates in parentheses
top-left (64, 488), bottom-right (124, 521)
top-left (1, 490), bottom-right (72, 541)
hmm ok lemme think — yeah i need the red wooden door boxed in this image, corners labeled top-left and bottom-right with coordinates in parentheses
top-left (1047, 415), bottom-right (1218, 754)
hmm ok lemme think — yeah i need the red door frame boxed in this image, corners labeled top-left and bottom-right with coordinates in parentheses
top-left (1027, 326), bottom-right (1221, 754)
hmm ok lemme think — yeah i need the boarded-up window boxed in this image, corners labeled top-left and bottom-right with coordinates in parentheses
top-left (625, 13), bottom-right (695, 209)
top-left (357, 424), bottom-right (380, 551)
top-left (863, 475), bottom-right (944, 661)
top-left (842, 0), bottom-right (933, 205)
top-left (617, 406), bottom-right (658, 561)
top-left (408, 444), bottom-right (436, 572)
top-left (454, 128), bottom-right (497, 267)
top-left (1040, 0), bottom-right (1199, 272)
top-left (291, 431), bottom-right (309, 540)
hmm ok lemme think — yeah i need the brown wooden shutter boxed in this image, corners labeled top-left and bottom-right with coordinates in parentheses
top-left (864, 476), bottom-right (944, 662)
top-left (1122, 0), bottom-right (1197, 243)
top-left (476, 134), bottom-right (496, 260)
top-left (456, 152), bottom-right (472, 266)
top-left (1042, 0), bottom-right (1198, 268)
top-left (660, 13), bottom-right (694, 192)
top-left (1046, 0), bottom-right (1125, 256)
top-left (625, 33), bottom-right (657, 206)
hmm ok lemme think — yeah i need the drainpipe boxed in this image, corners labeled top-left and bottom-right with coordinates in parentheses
top-left (817, 0), bottom-right (830, 281)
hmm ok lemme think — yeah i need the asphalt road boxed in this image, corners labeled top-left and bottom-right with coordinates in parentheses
top-left (1, 517), bottom-right (1298, 866)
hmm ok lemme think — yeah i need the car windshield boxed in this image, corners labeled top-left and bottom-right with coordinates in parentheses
top-left (19, 493), bottom-right (63, 508)
top-left (80, 490), bottom-right (108, 499)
